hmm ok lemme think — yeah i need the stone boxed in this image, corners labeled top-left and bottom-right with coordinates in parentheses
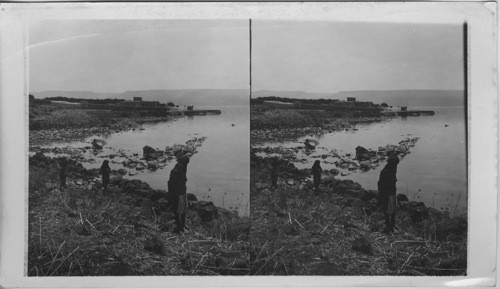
top-left (396, 193), bottom-right (409, 204)
top-left (351, 236), bottom-right (373, 255)
top-left (359, 161), bottom-right (370, 171)
top-left (361, 190), bottom-right (378, 203)
top-left (196, 201), bottom-right (219, 222)
top-left (143, 146), bottom-right (159, 160)
top-left (144, 235), bottom-right (165, 255)
top-left (304, 139), bottom-right (319, 150)
top-left (187, 193), bottom-right (198, 202)
top-left (70, 224), bottom-right (90, 236)
top-left (147, 162), bottom-right (158, 171)
top-left (117, 169), bottom-right (127, 175)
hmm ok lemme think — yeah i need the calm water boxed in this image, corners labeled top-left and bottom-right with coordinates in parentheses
top-left (42, 107), bottom-right (250, 216)
top-left (261, 107), bottom-right (467, 215)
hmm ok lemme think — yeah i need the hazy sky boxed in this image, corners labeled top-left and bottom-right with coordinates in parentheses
top-left (253, 21), bottom-right (464, 93)
top-left (30, 20), bottom-right (464, 94)
top-left (29, 20), bottom-right (250, 92)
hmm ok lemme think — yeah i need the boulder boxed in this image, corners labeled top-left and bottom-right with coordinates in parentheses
top-left (147, 162), bottom-right (158, 171)
top-left (329, 168), bottom-right (340, 176)
top-left (304, 139), bottom-right (319, 150)
top-left (70, 224), bottom-right (90, 236)
top-left (359, 161), bottom-right (370, 171)
top-left (144, 235), bottom-right (165, 255)
top-left (361, 190), bottom-right (378, 203)
top-left (396, 193), bottom-right (409, 204)
top-left (355, 146), bottom-right (376, 161)
top-left (351, 236), bottom-right (373, 255)
top-left (187, 193), bottom-right (198, 202)
top-left (117, 169), bottom-right (127, 175)
top-left (143, 146), bottom-right (159, 160)
top-left (196, 201), bottom-right (219, 222)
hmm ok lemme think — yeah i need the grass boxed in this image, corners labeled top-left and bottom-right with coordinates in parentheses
top-left (28, 154), bottom-right (249, 276)
top-left (249, 155), bottom-right (467, 276)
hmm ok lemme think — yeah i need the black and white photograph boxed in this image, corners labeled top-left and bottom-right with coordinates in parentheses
top-left (0, 2), bottom-right (497, 287)
top-left (27, 20), bottom-right (250, 276)
top-left (250, 20), bottom-right (468, 275)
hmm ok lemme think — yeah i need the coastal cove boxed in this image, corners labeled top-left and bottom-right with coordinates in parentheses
top-left (255, 107), bottom-right (467, 216)
top-left (30, 106), bottom-right (250, 216)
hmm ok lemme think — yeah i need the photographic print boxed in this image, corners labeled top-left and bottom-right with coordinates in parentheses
top-left (250, 21), bottom-right (467, 275)
top-left (28, 20), bottom-right (250, 276)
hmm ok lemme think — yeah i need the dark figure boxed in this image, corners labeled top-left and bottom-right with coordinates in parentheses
top-left (270, 158), bottom-right (279, 190)
top-left (168, 155), bottom-right (190, 233)
top-left (311, 160), bottom-right (323, 190)
top-left (100, 160), bottom-right (111, 192)
top-left (377, 155), bottom-right (400, 233)
top-left (59, 158), bottom-right (67, 189)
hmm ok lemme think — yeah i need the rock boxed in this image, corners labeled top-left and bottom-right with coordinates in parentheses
top-left (355, 146), bottom-right (369, 156)
top-left (359, 161), bottom-right (370, 171)
top-left (217, 207), bottom-right (237, 219)
top-left (406, 202), bottom-right (430, 223)
top-left (304, 139), bottom-right (319, 150)
top-left (355, 146), bottom-right (376, 161)
top-left (128, 170), bottom-right (138, 176)
top-left (341, 171), bottom-right (349, 176)
top-left (196, 201), bottom-right (219, 222)
top-left (147, 162), bottom-right (158, 171)
top-left (329, 168), bottom-right (340, 176)
top-left (143, 146), bottom-right (159, 160)
top-left (117, 169), bottom-right (127, 175)
top-left (351, 236), bottom-right (373, 255)
top-left (147, 190), bottom-right (168, 202)
top-left (187, 193), bottom-right (198, 202)
top-left (343, 197), bottom-right (363, 208)
top-left (70, 224), bottom-right (90, 236)
top-left (92, 139), bottom-right (104, 150)
top-left (396, 193), bottom-right (409, 204)
top-left (144, 235), bottom-right (165, 255)
top-left (361, 190), bottom-right (378, 203)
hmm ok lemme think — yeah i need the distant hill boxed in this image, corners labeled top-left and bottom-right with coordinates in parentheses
top-left (253, 90), bottom-right (465, 108)
top-left (334, 90), bottom-right (465, 108)
top-left (31, 89), bottom-right (249, 107)
top-left (252, 90), bottom-right (336, 99)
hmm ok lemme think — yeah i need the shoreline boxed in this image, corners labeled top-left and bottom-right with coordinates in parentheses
top-left (28, 152), bottom-right (249, 276)
top-left (249, 108), bottom-right (466, 275)
top-left (249, 153), bottom-right (466, 275)
top-left (29, 115), bottom-right (175, 148)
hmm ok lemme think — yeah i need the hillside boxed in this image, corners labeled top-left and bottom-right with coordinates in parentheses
top-left (31, 89), bottom-right (249, 107)
top-left (252, 90), bottom-right (465, 108)
top-left (335, 90), bottom-right (465, 107)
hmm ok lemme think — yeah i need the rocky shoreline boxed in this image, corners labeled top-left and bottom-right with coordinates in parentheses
top-left (28, 153), bottom-right (249, 276)
top-left (249, 153), bottom-right (466, 275)
top-left (252, 137), bottom-right (420, 176)
top-left (251, 116), bottom-right (383, 144)
top-left (30, 115), bottom-right (174, 148)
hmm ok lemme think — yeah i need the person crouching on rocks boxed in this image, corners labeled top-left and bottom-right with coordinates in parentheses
top-left (312, 160), bottom-right (323, 190)
top-left (168, 155), bottom-right (190, 234)
top-left (377, 155), bottom-right (400, 233)
top-left (59, 158), bottom-right (67, 189)
top-left (100, 160), bottom-right (111, 192)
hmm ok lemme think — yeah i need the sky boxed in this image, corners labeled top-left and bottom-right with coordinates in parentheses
top-left (29, 20), bottom-right (250, 92)
top-left (29, 20), bottom-right (464, 94)
top-left (252, 21), bottom-right (465, 93)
